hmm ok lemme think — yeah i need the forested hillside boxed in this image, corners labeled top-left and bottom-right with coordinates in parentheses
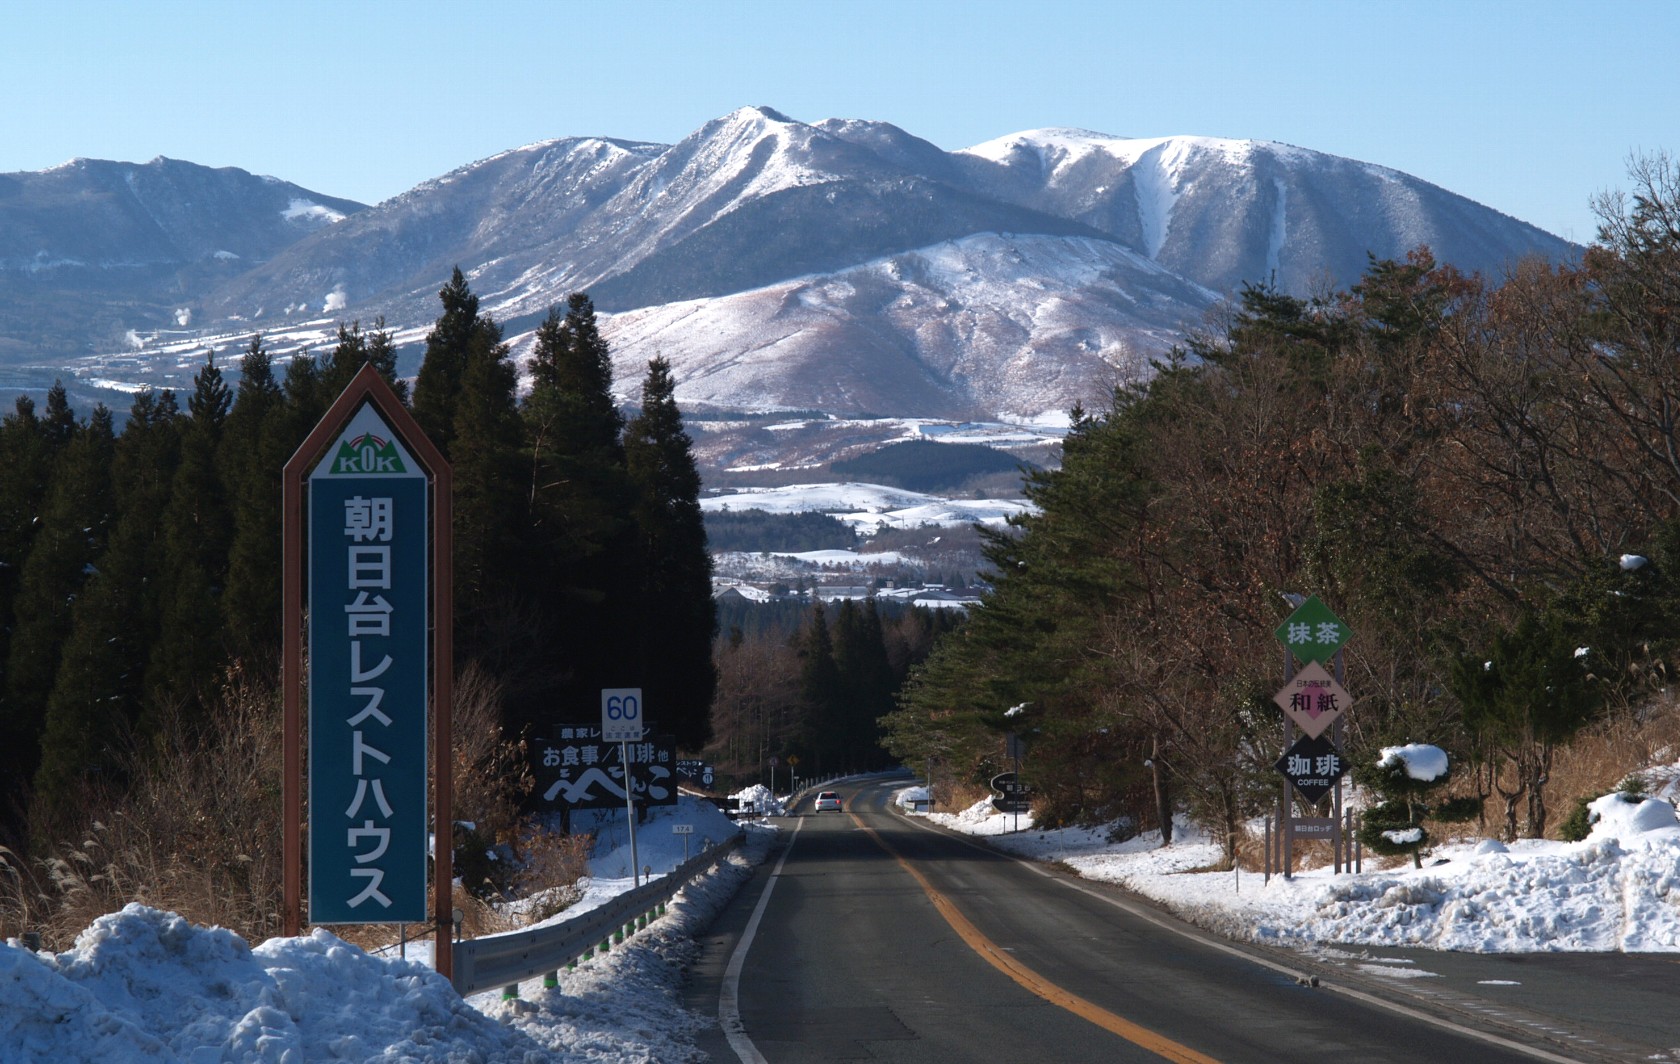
top-left (0, 274), bottom-right (717, 870)
top-left (886, 156), bottom-right (1680, 860)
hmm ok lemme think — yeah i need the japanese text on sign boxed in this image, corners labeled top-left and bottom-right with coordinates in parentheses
top-left (532, 725), bottom-right (678, 810)
top-left (308, 406), bottom-right (428, 924)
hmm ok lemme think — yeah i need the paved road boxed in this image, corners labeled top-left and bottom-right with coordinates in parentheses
top-left (684, 777), bottom-right (1673, 1063)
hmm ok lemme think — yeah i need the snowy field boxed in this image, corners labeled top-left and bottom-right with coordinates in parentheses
top-left (900, 782), bottom-right (1680, 954)
top-left (702, 482), bottom-right (1032, 530)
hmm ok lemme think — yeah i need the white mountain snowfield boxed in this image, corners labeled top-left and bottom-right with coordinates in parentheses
top-left (21, 107), bottom-right (1575, 420)
top-left (7, 773), bottom-right (1680, 1061)
top-left (701, 481), bottom-right (1034, 530)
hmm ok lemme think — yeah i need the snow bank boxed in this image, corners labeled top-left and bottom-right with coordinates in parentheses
top-left (730, 783), bottom-right (786, 817)
top-left (0, 905), bottom-right (541, 1062)
top-left (936, 786), bottom-right (1680, 954)
top-left (895, 785), bottom-right (931, 808)
top-left (0, 795), bottom-right (779, 1062)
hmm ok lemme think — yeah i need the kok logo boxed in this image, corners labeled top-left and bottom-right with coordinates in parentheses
top-left (331, 433), bottom-right (406, 475)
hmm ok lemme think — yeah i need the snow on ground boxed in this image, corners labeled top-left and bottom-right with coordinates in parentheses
top-left (910, 785), bottom-right (1680, 954)
top-left (702, 482), bottom-right (1032, 529)
top-left (0, 790), bottom-right (782, 1063)
top-left (17, 773), bottom-right (1680, 1061)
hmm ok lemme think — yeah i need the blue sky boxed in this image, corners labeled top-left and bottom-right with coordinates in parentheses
top-left (7, 0), bottom-right (1675, 244)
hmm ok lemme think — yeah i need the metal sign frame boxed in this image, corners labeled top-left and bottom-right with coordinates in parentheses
top-left (283, 364), bottom-right (454, 978)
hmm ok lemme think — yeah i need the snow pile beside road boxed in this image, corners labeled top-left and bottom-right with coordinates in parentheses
top-left (730, 783), bottom-right (786, 817)
top-left (940, 790), bottom-right (1680, 954)
top-left (0, 905), bottom-right (542, 1062)
top-left (931, 787), bottom-right (1680, 953)
top-left (0, 796), bottom-right (775, 1062)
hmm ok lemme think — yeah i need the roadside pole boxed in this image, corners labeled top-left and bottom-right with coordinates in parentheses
top-left (603, 688), bottom-right (644, 886)
top-left (620, 739), bottom-right (639, 886)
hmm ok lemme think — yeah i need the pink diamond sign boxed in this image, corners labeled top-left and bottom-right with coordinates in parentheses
top-left (1272, 661), bottom-right (1351, 739)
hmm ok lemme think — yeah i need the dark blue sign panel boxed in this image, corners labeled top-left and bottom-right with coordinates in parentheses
top-left (531, 725), bottom-right (678, 811)
top-left (309, 405), bottom-right (428, 923)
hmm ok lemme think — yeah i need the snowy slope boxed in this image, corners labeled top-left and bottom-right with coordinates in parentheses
top-left (11, 108), bottom-right (1578, 419)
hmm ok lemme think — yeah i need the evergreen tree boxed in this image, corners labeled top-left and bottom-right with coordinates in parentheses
top-left (145, 355), bottom-right (234, 725)
top-left (31, 398), bottom-right (185, 846)
top-left (1452, 608), bottom-right (1604, 840)
top-left (219, 337), bottom-right (289, 668)
top-left (41, 381), bottom-right (76, 449)
top-left (2, 405), bottom-right (116, 834)
top-left (449, 305), bottom-right (525, 642)
top-left (1353, 743), bottom-right (1478, 869)
top-left (320, 320), bottom-right (406, 402)
top-left (797, 603), bottom-right (845, 772)
top-left (0, 397), bottom-right (55, 696)
top-left (624, 357), bottom-right (716, 750)
top-left (831, 599), bottom-right (896, 770)
top-left (516, 298), bottom-right (639, 735)
top-left (412, 268), bottom-right (489, 455)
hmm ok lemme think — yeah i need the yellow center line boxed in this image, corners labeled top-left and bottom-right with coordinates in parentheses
top-left (849, 811), bottom-right (1221, 1064)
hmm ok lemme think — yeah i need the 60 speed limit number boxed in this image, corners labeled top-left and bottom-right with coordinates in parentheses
top-left (601, 688), bottom-right (644, 741)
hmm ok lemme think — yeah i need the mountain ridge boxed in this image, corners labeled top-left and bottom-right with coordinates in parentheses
top-left (1, 107), bottom-right (1578, 419)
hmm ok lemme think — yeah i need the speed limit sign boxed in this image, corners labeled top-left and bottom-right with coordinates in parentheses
top-left (602, 688), bottom-right (644, 741)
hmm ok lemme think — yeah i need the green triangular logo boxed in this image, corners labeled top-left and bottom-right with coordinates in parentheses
top-left (328, 432), bottom-right (407, 475)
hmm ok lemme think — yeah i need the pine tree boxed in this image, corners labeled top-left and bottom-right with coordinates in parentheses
top-left (41, 381), bottom-right (76, 449)
top-left (624, 357), bottom-right (716, 750)
top-left (412, 268), bottom-right (488, 455)
top-left (797, 603), bottom-right (845, 772)
top-left (2, 404), bottom-right (116, 833)
top-left (0, 397), bottom-right (55, 694)
top-left (449, 306), bottom-right (525, 642)
top-left (219, 337), bottom-right (289, 669)
top-left (145, 355), bottom-right (234, 725)
top-left (320, 320), bottom-right (406, 402)
top-left (516, 298), bottom-right (639, 735)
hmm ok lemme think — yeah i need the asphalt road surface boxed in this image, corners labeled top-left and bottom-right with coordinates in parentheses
top-left (685, 776), bottom-right (1680, 1063)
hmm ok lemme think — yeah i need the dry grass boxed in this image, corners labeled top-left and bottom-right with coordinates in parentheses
top-left (932, 779), bottom-right (990, 813)
top-left (0, 676), bottom-right (287, 950)
top-left (0, 663), bottom-right (572, 952)
top-left (1543, 695), bottom-right (1680, 827)
top-left (510, 825), bottom-right (593, 923)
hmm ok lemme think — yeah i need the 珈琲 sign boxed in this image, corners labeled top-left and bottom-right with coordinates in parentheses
top-left (1274, 734), bottom-right (1347, 806)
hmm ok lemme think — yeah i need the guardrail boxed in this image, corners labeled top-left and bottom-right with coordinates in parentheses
top-left (452, 833), bottom-right (743, 998)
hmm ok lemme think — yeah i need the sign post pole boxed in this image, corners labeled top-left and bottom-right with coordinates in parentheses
top-left (621, 739), bottom-right (639, 886)
top-left (1272, 595), bottom-right (1353, 880)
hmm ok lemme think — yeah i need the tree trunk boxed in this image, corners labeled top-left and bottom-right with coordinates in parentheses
top-left (1150, 734), bottom-right (1173, 846)
top-left (1495, 768), bottom-right (1524, 842)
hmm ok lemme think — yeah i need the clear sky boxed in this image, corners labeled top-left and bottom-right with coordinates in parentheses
top-left (5, 0), bottom-right (1675, 244)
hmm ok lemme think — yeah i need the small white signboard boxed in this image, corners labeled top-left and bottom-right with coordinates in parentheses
top-left (601, 688), bottom-right (644, 742)
top-left (672, 823), bottom-right (694, 835)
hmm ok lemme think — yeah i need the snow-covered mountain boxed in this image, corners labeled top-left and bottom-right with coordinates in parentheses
top-left (0, 157), bottom-right (364, 368)
top-left (1, 108), bottom-right (1576, 418)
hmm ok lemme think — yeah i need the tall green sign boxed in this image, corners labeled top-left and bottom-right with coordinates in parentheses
top-left (308, 403), bottom-right (429, 924)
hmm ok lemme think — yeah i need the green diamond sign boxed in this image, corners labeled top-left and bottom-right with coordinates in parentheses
top-left (1274, 595), bottom-right (1350, 666)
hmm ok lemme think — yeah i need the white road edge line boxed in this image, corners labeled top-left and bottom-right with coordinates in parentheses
top-left (720, 815), bottom-right (803, 1064)
top-left (893, 801), bottom-right (1585, 1064)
